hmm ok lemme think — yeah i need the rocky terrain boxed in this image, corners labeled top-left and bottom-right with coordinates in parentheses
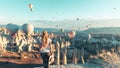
top-left (0, 24), bottom-right (120, 68)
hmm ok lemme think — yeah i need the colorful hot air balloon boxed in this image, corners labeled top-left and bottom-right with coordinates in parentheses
top-left (68, 31), bottom-right (76, 38)
top-left (22, 24), bottom-right (34, 36)
top-left (29, 4), bottom-right (33, 11)
top-left (6, 23), bottom-right (19, 36)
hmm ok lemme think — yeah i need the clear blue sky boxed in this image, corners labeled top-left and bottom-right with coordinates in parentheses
top-left (0, 0), bottom-right (120, 28)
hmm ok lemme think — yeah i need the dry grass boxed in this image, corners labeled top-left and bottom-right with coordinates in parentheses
top-left (88, 48), bottom-right (120, 68)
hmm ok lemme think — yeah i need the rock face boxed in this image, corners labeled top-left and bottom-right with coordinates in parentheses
top-left (1, 24), bottom-right (120, 67)
top-left (72, 34), bottom-right (120, 67)
top-left (53, 33), bottom-right (120, 66)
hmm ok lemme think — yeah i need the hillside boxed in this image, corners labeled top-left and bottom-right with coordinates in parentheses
top-left (84, 27), bottom-right (120, 34)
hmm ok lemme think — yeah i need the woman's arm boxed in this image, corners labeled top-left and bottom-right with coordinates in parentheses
top-left (39, 43), bottom-right (42, 51)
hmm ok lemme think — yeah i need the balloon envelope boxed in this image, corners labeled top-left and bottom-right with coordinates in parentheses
top-left (60, 29), bottom-right (64, 33)
top-left (22, 24), bottom-right (34, 35)
top-left (88, 34), bottom-right (92, 40)
top-left (6, 23), bottom-right (19, 35)
top-left (29, 4), bottom-right (33, 9)
top-left (29, 4), bottom-right (33, 11)
top-left (76, 33), bottom-right (92, 41)
top-left (77, 18), bottom-right (79, 21)
top-left (68, 31), bottom-right (76, 38)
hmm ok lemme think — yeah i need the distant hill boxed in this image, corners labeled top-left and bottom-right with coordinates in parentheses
top-left (84, 27), bottom-right (120, 34)
top-left (34, 27), bottom-right (73, 33)
top-left (0, 25), bottom-right (70, 33)
top-left (34, 27), bottom-right (56, 33)
top-left (31, 27), bottom-right (120, 34)
top-left (1, 24), bottom-right (120, 34)
top-left (0, 25), bottom-right (6, 27)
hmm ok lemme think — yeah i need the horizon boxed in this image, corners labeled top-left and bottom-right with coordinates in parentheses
top-left (1, 18), bottom-right (120, 29)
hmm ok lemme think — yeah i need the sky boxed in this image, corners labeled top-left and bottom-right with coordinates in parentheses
top-left (0, 0), bottom-right (120, 28)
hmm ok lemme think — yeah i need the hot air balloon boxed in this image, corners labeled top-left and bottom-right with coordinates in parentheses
top-left (60, 29), bottom-right (64, 33)
top-left (113, 8), bottom-right (116, 10)
top-left (86, 25), bottom-right (88, 28)
top-left (56, 25), bottom-right (58, 27)
top-left (88, 34), bottom-right (92, 40)
top-left (76, 33), bottom-right (92, 41)
top-left (77, 18), bottom-right (79, 21)
top-left (29, 4), bottom-right (33, 11)
top-left (22, 24), bottom-right (34, 36)
top-left (6, 23), bottom-right (19, 36)
top-left (68, 31), bottom-right (76, 38)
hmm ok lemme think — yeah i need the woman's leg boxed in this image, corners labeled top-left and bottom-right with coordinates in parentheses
top-left (41, 53), bottom-right (50, 68)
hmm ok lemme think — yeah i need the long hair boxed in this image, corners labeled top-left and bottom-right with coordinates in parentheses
top-left (42, 30), bottom-right (49, 47)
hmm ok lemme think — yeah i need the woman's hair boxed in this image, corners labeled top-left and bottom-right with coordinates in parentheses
top-left (42, 30), bottom-right (49, 47)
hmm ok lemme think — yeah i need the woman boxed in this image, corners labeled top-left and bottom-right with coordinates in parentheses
top-left (40, 31), bottom-right (52, 68)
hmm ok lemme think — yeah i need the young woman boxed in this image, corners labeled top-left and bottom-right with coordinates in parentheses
top-left (40, 31), bottom-right (52, 68)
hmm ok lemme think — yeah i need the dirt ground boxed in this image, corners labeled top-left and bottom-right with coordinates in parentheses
top-left (0, 49), bottom-right (120, 68)
top-left (0, 50), bottom-right (44, 68)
